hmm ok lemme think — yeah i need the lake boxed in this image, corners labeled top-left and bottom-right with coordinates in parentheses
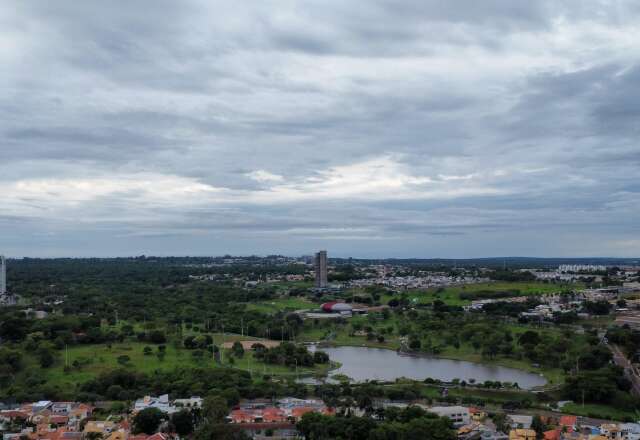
top-left (314, 346), bottom-right (547, 389)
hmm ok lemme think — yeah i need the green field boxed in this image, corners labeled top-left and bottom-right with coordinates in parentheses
top-left (31, 333), bottom-right (331, 390)
top-left (379, 282), bottom-right (570, 306)
top-left (561, 402), bottom-right (640, 422)
top-left (245, 297), bottom-right (316, 313)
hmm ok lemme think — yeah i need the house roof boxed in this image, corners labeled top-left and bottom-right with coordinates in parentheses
top-left (544, 429), bottom-right (560, 440)
top-left (291, 407), bottom-right (315, 418)
top-left (560, 416), bottom-right (577, 426)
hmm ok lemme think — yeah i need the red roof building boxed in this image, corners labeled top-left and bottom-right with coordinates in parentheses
top-left (559, 416), bottom-right (577, 433)
top-left (544, 429), bottom-right (561, 440)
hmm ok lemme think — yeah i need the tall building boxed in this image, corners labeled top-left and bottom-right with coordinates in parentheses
top-left (314, 250), bottom-right (328, 289)
top-left (0, 255), bottom-right (6, 295)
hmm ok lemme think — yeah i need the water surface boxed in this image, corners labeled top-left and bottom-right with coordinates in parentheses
top-left (316, 346), bottom-right (546, 389)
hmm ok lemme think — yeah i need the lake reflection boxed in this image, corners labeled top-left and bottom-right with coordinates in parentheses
top-left (316, 346), bottom-right (546, 390)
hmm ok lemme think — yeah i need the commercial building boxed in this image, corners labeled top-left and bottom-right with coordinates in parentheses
top-left (429, 406), bottom-right (471, 427)
top-left (314, 250), bottom-right (328, 289)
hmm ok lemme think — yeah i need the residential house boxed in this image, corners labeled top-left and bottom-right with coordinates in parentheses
top-left (133, 395), bottom-right (175, 414)
top-left (83, 421), bottom-right (116, 437)
top-left (559, 415), bottom-right (578, 433)
top-left (601, 424), bottom-right (624, 440)
top-left (509, 429), bottom-right (536, 440)
top-left (620, 424), bottom-right (640, 440)
top-left (507, 415), bottom-right (533, 430)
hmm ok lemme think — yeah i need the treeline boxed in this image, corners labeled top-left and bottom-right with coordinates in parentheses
top-left (252, 342), bottom-right (329, 367)
top-left (297, 406), bottom-right (455, 440)
top-left (2, 365), bottom-right (310, 403)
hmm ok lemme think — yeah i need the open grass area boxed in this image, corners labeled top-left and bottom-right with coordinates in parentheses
top-left (411, 383), bottom-right (534, 404)
top-left (245, 297), bottom-right (316, 313)
top-left (297, 314), bottom-right (567, 387)
top-left (380, 282), bottom-right (572, 306)
top-left (436, 344), bottom-right (564, 386)
top-left (561, 402), bottom-right (640, 422)
top-left (31, 335), bottom-right (330, 390)
top-left (39, 342), bottom-right (217, 389)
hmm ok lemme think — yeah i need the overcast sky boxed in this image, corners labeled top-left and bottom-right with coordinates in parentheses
top-left (1, 1), bottom-right (639, 258)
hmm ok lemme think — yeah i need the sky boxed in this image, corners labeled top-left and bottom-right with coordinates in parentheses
top-left (1, 1), bottom-right (639, 258)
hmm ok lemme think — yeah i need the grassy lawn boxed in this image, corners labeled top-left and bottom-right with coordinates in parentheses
top-left (42, 342), bottom-right (217, 388)
top-left (561, 403), bottom-right (639, 422)
top-left (245, 297), bottom-right (316, 313)
top-left (410, 383), bottom-right (534, 404)
top-left (297, 316), bottom-right (565, 387)
top-left (380, 282), bottom-right (572, 307)
top-left (37, 336), bottom-right (330, 390)
top-left (436, 343), bottom-right (564, 386)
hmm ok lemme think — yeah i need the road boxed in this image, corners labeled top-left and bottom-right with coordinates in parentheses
top-left (610, 344), bottom-right (640, 396)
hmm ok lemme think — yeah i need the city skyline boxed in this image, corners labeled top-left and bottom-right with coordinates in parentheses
top-left (1, 2), bottom-right (639, 258)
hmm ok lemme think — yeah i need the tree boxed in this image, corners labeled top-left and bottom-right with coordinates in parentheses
top-left (37, 347), bottom-right (55, 368)
top-left (194, 423), bottom-right (249, 440)
top-left (232, 341), bottom-right (245, 358)
top-left (409, 334), bottom-right (421, 351)
top-left (518, 330), bottom-right (540, 346)
top-left (133, 408), bottom-right (164, 435)
top-left (313, 351), bottom-right (329, 364)
top-left (143, 346), bottom-right (153, 356)
top-left (149, 330), bottom-right (167, 344)
top-left (202, 395), bottom-right (229, 423)
top-left (531, 415), bottom-right (547, 439)
top-left (117, 355), bottom-right (130, 366)
top-left (171, 410), bottom-right (195, 436)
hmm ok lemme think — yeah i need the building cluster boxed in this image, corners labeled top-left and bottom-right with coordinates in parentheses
top-left (133, 395), bottom-right (202, 415)
top-left (468, 285), bottom-right (640, 322)
top-left (0, 396), bottom-right (205, 440)
top-left (377, 403), bottom-right (640, 440)
top-left (558, 265), bottom-right (608, 273)
top-left (226, 397), bottom-right (334, 438)
top-left (532, 265), bottom-right (640, 285)
top-left (0, 400), bottom-right (92, 440)
top-left (228, 397), bottom-right (333, 423)
top-left (347, 273), bottom-right (490, 290)
top-left (4, 397), bottom-right (640, 440)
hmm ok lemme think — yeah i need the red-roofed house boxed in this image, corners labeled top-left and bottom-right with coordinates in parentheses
top-left (290, 407), bottom-right (315, 421)
top-left (321, 407), bottom-right (336, 416)
top-left (559, 416), bottom-right (577, 433)
top-left (262, 408), bottom-right (287, 423)
top-left (0, 410), bottom-right (30, 422)
top-left (544, 429), bottom-right (561, 440)
top-left (229, 409), bottom-right (256, 424)
top-left (49, 416), bottom-right (69, 426)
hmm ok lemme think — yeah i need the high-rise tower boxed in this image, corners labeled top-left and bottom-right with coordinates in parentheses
top-left (0, 255), bottom-right (6, 295)
top-left (314, 250), bottom-right (328, 289)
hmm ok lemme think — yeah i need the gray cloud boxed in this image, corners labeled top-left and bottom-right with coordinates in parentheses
top-left (0, 0), bottom-right (639, 257)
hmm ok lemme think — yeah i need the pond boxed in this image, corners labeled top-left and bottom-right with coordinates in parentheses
top-left (313, 346), bottom-right (547, 390)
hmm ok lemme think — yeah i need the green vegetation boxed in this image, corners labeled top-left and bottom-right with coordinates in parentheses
top-left (245, 297), bottom-right (315, 313)
top-left (297, 406), bottom-right (455, 440)
top-left (561, 402), bottom-right (640, 422)
top-left (380, 282), bottom-right (569, 307)
top-left (2, 257), bottom-right (634, 421)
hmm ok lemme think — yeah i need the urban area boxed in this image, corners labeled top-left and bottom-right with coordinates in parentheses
top-left (1, 253), bottom-right (640, 439)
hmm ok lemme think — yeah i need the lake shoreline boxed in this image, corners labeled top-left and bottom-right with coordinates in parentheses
top-left (311, 344), bottom-right (548, 390)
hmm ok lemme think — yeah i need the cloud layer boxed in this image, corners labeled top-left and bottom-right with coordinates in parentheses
top-left (1, 1), bottom-right (639, 257)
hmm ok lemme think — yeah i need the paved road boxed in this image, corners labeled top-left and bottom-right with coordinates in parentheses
top-left (610, 344), bottom-right (640, 396)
